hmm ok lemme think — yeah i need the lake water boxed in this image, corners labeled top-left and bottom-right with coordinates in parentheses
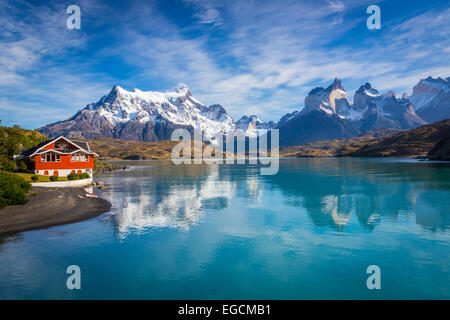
top-left (0, 158), bottom-right (449, 299)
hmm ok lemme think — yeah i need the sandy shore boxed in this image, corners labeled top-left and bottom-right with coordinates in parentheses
top-left (0, 187), bottom-right (111, 236)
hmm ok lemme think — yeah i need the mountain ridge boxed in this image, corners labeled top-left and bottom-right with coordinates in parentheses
top-left (38, 76), bottom-right (449, 147)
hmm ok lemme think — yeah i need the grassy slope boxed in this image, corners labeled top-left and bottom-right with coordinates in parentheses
top-left (428, 137), bottom-right (450, 160)
top-left (0, 125), bottom-right (47, 151)
top-left (345, 119), bottom-right (450, 157)
top-left (279, 128), bottom-right (400, 158)
top-left (82, 121), bottom-right (450, 160)
top-left (13, 172), bottom-right (68, 182)
top-left (88, 137), bottom-right (218, 160)
top-left (88, 138), bottom-right (180, 160)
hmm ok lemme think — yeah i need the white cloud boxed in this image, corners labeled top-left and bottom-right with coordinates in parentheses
top-left (195, 7), bottom-right (221, 25)
top-left (0, 0), bottom-right (449, 127)
top-left (0, 0), bottom-right (114, 127)
top-left (184, 0), bottom-right (223, 25)
top-left (327, 0), bottom-right (345, 13)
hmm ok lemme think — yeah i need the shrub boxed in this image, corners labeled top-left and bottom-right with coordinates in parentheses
top-left (67, 173), bottom-right (79, 180)
top-left (17, 159), bottom-right (28, 171)
top-left (50, 175), bottom-right (58, 181)
top-left (0, 172), bottom-right (31, 208)
top-left (79, 173), bottom-right (90, 179)
top-left (0, 158), bottom-right (17, 171)
top-left (31, 175), bottom-right (39, 182)
top-left (0, 197), bottom-right (7, 208)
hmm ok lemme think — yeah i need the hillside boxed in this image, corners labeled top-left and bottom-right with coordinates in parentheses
top-left (279, 128), bottom-right (399, 158)
top-left (89, 121), bottom-right (448, 161)
top-left (0, 125), bottom-right (47, 170)
top-left (427, 137), bottom-right (450, 160)
top-left (88, 138), bottom-right (222, 160)
top-left (0, 125), bottom-right (47, 151)
top-left (344, 119), bottom-right (450, 158)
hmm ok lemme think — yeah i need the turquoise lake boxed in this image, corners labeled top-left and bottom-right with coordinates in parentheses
top-left (0, 158), bottom-right (449, 299)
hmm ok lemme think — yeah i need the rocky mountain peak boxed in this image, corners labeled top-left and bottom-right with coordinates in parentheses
top-left (37, 75), bottom-right (447, 148)
top-left (236, 115), bottom-right (275, 135)
top-left (328, 78), bottom-right (344, 91)
top-left (175, 83), bottom-right (191, 95)
top-left (201, 104), bottom-right (232, 123)
top-left (384, 90), bottom-right (398, 98)
top-left (303, 78), bottom-right (350, 116)
top-left (308, 87), bottom-right (325, 95)
top-left (409, 76), bottom-right (450, 123)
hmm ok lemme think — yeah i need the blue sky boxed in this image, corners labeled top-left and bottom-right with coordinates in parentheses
top-left (0, 0), bottom-right (449, 129)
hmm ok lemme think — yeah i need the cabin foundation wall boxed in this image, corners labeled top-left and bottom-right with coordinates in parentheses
top-left (34, 168), bottom-right (93, 176)
top-left (32, 178), bottom-right (93, 188)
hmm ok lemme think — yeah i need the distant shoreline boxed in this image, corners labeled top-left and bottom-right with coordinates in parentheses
top-left (0, 187), bottom-right (111, 236)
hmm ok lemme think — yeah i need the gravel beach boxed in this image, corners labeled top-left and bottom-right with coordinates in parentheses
top-left (0, 187), bottom-right (111, 236)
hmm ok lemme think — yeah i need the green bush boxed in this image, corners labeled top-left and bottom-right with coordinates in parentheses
top-left (67, 173), bottom-right (79, 180)
top-left (50, 175), bottom-right (58, 181)
top-left (0, 157), bottom-right (17, 171)
top-left (0, 197), bottom-right (7, 208)
top-left (31, 175), bottom-right (39, 182)
top-left (17, 159), bottom-right (28, 171)
top-left (0, 172), bottom-right (31, 208)
top-left (78, 173), bottom-right (90, 179)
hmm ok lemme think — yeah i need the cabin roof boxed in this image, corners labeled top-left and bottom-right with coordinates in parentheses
top-left (21, 138), bottom-right (56, 157)
top-left (21, 136), bottom-right (98, 157)
top-left (71, 140), bottom-right (90, 152)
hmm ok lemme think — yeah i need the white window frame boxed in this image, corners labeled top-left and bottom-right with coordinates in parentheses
top-left (41, 152), bottom-right (61, 163)
top-left (71, 152), bottom-right (89, 162)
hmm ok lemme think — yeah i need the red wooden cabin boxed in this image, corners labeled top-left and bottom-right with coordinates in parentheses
top-left (21, 136), bottom-right (98, 177)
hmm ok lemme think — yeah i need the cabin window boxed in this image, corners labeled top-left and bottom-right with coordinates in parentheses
top-left (71, 152), bottom-right (88, 162)
top-left (41, 152), bottom-right (60, 162)
top-left (55, 142), bottom-right (68, 150)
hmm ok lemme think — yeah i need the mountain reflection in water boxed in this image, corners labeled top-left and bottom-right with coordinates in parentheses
top-left (98, 159), bottom-right (450, 238)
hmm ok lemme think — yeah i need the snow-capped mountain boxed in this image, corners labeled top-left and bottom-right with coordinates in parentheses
top-left (235, 115), bottom-right (276, 136)
top-left (39, 84), bottom-right (236, 143)
top-left (409, 76), bottom-right (450, 123)
top-left (353, 84), bottom-right (427, 132)
top-left (301, 78), bottom-right (352, 117)
top-left (300, 79), bottom-right (426, 130)
top-left (38, 76), bottom-right (447, 148)
top-left (277, 111), bottom-right (298, 127)
top-left (353, 82), bottom-right (381, 112)
top-left (278, 78), bottom-right (429, 146)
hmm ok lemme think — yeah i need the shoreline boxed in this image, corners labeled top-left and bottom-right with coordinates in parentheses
top-left (0, 187), bottom-right (111, 236)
